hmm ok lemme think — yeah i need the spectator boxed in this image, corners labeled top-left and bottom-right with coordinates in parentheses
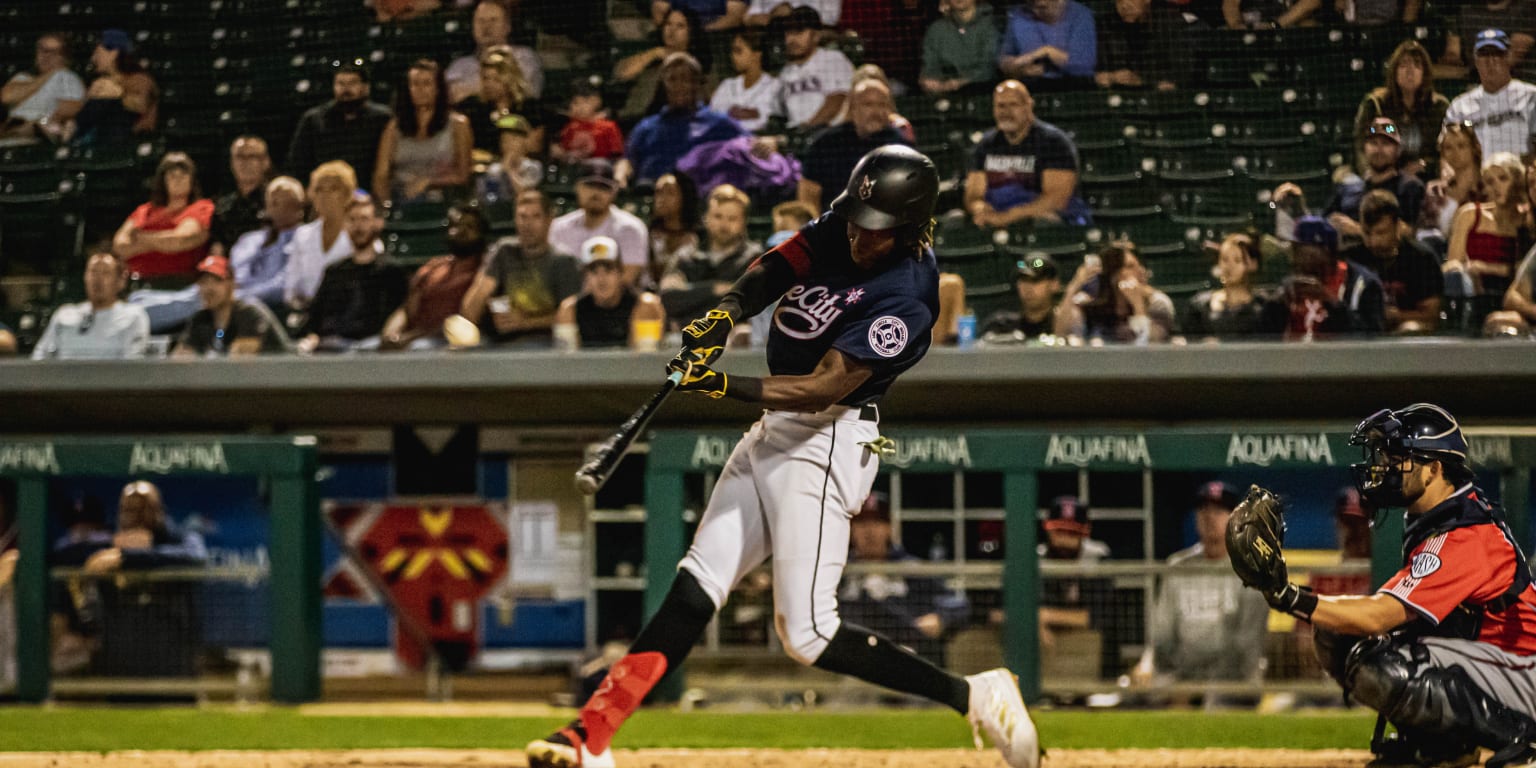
top-left (1039, 495), bottom-right (1109, 562)
top-left (1269, 215), bottom-right (1386, 339)
top-left (554, 237), bottom-right (668, 350)
top-left (554, 81), bottom-right (625, 163)
top-left (548, 159), bottom-right (650, 286)
top-left (650, 0), bottom-right (742, 30)
top-left (133, 176), bottom-right (307, 333)
top-left (1343, 0), bottom-right (1420, 25)
top-left (998, 0), bottom-right (1096, 90)
top-left (457, 44), bottom-right (544, 156)
top-left (1446, 152), bottom-right (1528, 329)
top-left (208, 136), bottom-right (272, 258)
top-left (285, 57), bottom-right (393, 189)
top-left (1132, 482), bottom-right (1270, 699)
top-left (1345, 190), bottom-right (1442, 333)
top-left (1445, 29), bottom-right (1536, 159)
top-left (710, 28), bottom-right (783, 132)
top-left (621, 53), bottom-right (748, 188)
top-left (1486, 246), bottom-right (1536, 336)
top-left (1222, 0), bottom-right (1320, 29)
top-left (920, 0), bottom-right (1000, 96)
top-left (32, 251), bottom-right (149, 360)
top-left (1096, 0), bottom-right (1192, 91)
top-left (373, 60), bottom-right (473, 206)
top-left (768, 199), bottom-right (815, 246)
top-left (70, 29), bottom-right (157, 147)
top-left (776, 5), bottom-right (853, 131)
top-left (846, 65), bottom-right (916, 141)
top-left (445, 0), bottom-right (544, 104)
top-left (112, 152), bottom-right (213, 280)
top-left (966, 81), bottom-right (1092, 228)
top-left (1328, 118), bottom-right (1425, 243)
top-left (743, 0), bottom-right (839, 26)
top-left (1423, 121), bottom-right (1484, 247)
top-left (476, 113), bottom-right (543, 204)
top-left (285, 161), bottom-right (357, 309)
top-left (1181, 233), bottom-right (1273, 341)
top-left (1036, 495), bottom-right (1117, 675)
top-left (614, 8), bottom-right (711, 125)
top-left (1058, 243), bottom-right (1175, 345)
top-left (298, 192), bottom-right (408, 353)
top-left (172, 255), bottom-right (291, 356)
top-left (839, 0), bottom-right (930, 90)
top-left (796, 80), bottom-right (908, 210)
top-left (648, 172), bottom-right (701, 282)
top-left (1443, 7), bottom-right (1536, 82)
top-left (374, 0), bottom-right (442, 21)
top-left (1353, 42), bottom-right (1449, 178)
top-left (0, 324), bottom-right (14, 356)
top-left (461, 189), bottom-right (582, 347)
top-left (838, 492), bottom-right (968, 666)
top-left (380, 203), bottom-right (488, 350)
top-left (0, 33), bottom-right (84, 146)
top-left (980, 252), bottom-right (1063, 344)
top-left (659, 184), bottom-right (760, 324)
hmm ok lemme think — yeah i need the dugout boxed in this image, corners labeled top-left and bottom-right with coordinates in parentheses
top-left (632, 426), bottom-right (1536, 703)
top-left (1, 436), bottom-right (321, 704)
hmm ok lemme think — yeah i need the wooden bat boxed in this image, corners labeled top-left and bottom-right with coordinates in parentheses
top-left (575, 369), bottom-right (684, 495)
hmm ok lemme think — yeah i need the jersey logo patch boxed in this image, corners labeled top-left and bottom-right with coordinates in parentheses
top-left (868, 316), bottom-right (908, 358)
top-left (774, 285), bottom-right (846, 340)
top-left (1410, 552), bottom-right (1442, 579)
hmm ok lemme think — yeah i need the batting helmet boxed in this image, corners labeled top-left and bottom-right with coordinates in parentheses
top-left (1349, 403), bottom-right (1470, 509)
top-left (830, 145), bottom-right (939, 232)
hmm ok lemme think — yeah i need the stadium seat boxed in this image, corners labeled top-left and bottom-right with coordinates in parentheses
top-left (1125, 90), bottom-right (1204, 120)
top-left (1037, 91), bottom-right (1128, 124)
top-left (1129, 118), bottom-right (1219, 151)
top-left (1227, 119), bottom-right (1317, 151)
top-left (1154, 151), bottom-right (1237, 186)
top-left (1080, 146), bottom-right (1148, 187)
top-left (1207, 89), bottom-right (1288, 119)
top-left (1085, 187), bottom-right (1165, 223)
top-left (383, 229), bottom-right (444, 265)
top-left (934, 222), bottom-right (1004, 286)
top-left (1102, 217), bottom-right (1193, 257)
top-left (1004, 223), bottom-right (1092, 259)
top-left (963, 281), bottom-right (1015, 323)
top-left (1063, 121), bottom-right (1131, 153)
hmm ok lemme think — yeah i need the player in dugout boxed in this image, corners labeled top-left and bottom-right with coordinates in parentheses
top-left (527, 146), bottom-right (1039, 768)
top-left (1227, 403), bottom-right (1536, 768)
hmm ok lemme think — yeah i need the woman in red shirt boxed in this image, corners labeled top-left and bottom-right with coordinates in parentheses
top-left (112, 152), bottom-right (214, 280)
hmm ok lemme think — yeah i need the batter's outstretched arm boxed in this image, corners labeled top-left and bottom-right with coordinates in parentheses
top-left (718, 250), bottom-right (799, 320)
top-left (678, 347), bottom-right (872, 411)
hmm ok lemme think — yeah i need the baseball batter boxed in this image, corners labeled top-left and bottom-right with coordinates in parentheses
top-left (528, 146), bottom-right (1038, 768)
top-left (1228, 404), bottom-right (1536, 768)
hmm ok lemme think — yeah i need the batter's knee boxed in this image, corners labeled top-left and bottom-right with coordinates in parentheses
top-left (676, 560), bottom-right (729, 612)
top-left (775, 611), bottom-right (838, 666)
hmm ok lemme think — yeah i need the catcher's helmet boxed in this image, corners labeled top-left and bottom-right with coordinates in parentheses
top-left (1349, 403), bottom-right (1469, 508)
top-left (830, 145), bottom-right (939, 232)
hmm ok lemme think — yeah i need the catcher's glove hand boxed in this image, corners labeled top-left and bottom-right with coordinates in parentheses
top-left (1226, 484), bottom-right (1290, 595)
top-left (673, 359), bottom-right (729, 399)
top-left (671, 309), bottom-right (735, 372)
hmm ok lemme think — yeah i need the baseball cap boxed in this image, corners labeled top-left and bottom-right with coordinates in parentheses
top-left (580, 235), bottom-right (620, 268)
top-left (196, 255), bottom-right (232, 281)
top-left (576, 158), bottom-right (620, 190)
top-left (1044, 495), bottom-right (1090, 535)
top-left (1475, 28), bottom-right (1510, 54)
top-left (1015, 252), bottom-right (1059, 282)
top-left (1290, 215), bottom-right (1338, 251)
top-left (330, 56), bottom-right (371, 82)
top-left (1335, 487), bottom-right (1368, 520)
top-left (100, 29), bottom-right (134, 54)
top-left (783, 5), bottom-right (825, 31)
top-left (494, 113), bottom-right (530, 135)
top-left (1364, 117), bottom-right (1400, 145)
top-left (856, 491), bottom-right (891, 523)
top-left (1195, 481), bottom-right (1240, 510)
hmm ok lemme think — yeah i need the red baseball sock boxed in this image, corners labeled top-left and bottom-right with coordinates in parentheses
top-left (580, 651), bottom-right (668, 754)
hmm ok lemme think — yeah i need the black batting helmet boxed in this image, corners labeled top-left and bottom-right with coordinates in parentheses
top-left (1349, 403), bottom-right (1470, 509)
top-left (830, 145), bottom-right (939, 232)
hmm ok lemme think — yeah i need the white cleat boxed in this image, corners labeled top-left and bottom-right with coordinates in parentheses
top-left (526, 727), bottom-right (615, 768)
top-left (965, 668), bottom-right (1040, 768)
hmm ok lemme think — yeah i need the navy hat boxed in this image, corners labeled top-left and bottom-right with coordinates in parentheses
top-left (1045, 495), bottom-right (1090, 534)
top-left (576, 158), bottom-right (620, 190)
top-left (783, 5), bottom-right (825, 30)
top-left (1015, 252), bottom-right (1059, 282)
top-left (100, 29), bottom-right (134, 54)
top-left (1291, 215), bottom-right (1338, 251)
top-left (1195, 481), bottom-right (1240, 510)
top-left (1475, 28), bottom-right (1510, 53)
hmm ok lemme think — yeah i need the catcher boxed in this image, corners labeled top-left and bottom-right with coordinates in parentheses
top-left (1227, 403), bottom-right (1536, 768)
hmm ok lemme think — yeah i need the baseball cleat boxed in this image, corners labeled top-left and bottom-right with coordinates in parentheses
top-left (965, 668), bottom-right (1040, 768)
top-left (526, 724), bottom-right (614, 768)
top-left (1364, 738), bottom-right (1479, 768)
top-left (1489, 742), bottom-right (1536, 768)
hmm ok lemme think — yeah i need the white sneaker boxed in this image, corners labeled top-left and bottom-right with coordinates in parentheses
top-left (965, 668), bottom-right (1040, 768)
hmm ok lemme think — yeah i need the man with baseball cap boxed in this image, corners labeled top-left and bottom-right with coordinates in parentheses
top-left (173, 255), bottom-right (291, 356)
top-left (1446, 28), bottom-right (1536, 158)
top-left (775, 5), bottom-right (853, 129)
top-left (1322, 118), bottom-right (1423, 242)
top-left (553, 235), bottom-right (666, 350)
top-left (547, 158), bottom-right (649, 287)
top-left (982, 252), bottom-right (1063, 344)
top-left (1272, 215), bottom-right (1385, 340)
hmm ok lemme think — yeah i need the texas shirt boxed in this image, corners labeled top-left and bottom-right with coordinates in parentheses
top-left (778, 47), bottom-right (853, 129)
top-left (1380, 486), bottom-right (1536, 656)
top-left (764, 212), bottom-right (938, 406)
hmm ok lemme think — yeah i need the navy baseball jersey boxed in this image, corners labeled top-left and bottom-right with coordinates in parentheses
top-left (763, 212), bottom-right (940, 406)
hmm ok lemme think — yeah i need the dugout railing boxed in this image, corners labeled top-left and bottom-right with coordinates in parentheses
top-left (638, 426), bottom-right (1536, 703)
top-left (1, 436), bottom-right (321, 703)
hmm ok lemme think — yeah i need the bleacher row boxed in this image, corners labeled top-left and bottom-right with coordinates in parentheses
top-left (0, 3), bottom-right (1462, 324)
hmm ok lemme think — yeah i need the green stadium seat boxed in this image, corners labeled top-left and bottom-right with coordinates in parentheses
top-left (384, 229), bottom-right (444, 265)
top-left (934, 221), bottom-right (1002, 284)
top-left (1154, 152), bottom-right (1237, 185)
top-left (1129, 118), bottom-right (1219, 151)
top-left (1171, 183), bottom-right (1257, 219)
top-left (1099, 217), bottom-right (1193, 257)
top-left (385, 200), bottom-right (450, 231)
top-left (1226, 119), bottom-right (1317, 151)
top-left (1085, 187), bottom-right (1165, 223)
top-left (1126, 90), bottom-right (1204, 119)
top-left (1208, 89), bottom-right (1288, 119)
top-left (1037, 91), bottom-right (1129, 123)
top-left (964, 282), bottom-right (1015, 322)
top-left (1063, 121), bottom-right (1131, 152)
top-left (1080, 146), bottom-right (1148, 186)
top-left (1004, 223), bottom-right (1091, 259)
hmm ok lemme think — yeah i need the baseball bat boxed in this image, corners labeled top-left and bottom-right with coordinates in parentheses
top-left (575, 369), bottom-right (684, 495)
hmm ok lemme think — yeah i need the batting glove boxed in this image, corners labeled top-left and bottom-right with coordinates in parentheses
top-left (676, 309), bottom-right (735, 368)
top-left (675, 359), bottom-right (730, 399)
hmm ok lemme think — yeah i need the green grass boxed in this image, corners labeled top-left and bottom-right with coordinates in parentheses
top-left (0, 708), bottom-right (1378, 751)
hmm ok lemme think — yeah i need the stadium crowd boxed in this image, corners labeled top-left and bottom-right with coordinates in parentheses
top-left (1, 0), bottom-right (1535, 357)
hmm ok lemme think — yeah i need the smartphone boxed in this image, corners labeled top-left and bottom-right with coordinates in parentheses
top-left (1083, 254), bottom-right (1101, 269)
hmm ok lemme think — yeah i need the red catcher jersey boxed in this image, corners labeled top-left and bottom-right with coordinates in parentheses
top-left (1380, 524), bottom-right (1536, 656)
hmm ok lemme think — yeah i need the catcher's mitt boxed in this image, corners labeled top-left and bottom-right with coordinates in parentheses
top-left (1226, 484), bottom-right (1290, 595)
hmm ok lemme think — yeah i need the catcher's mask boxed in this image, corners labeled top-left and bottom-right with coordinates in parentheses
top-left (1349, 403), bottom-right (1469, 514)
